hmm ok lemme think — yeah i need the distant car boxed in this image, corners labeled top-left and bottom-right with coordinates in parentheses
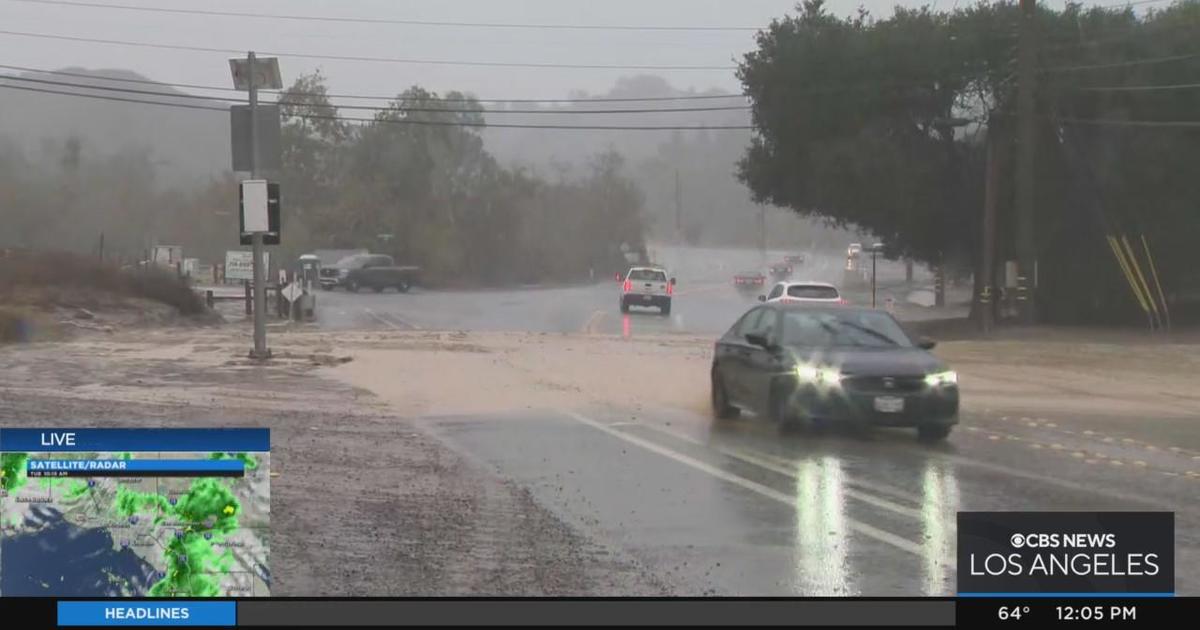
top-left (847, 243), bottom-right (863, 258)
top-left (768, 262), bottom-right (794, 279)
top-left (733, 270), bottom-right (767, 293)
top-left (760, 281), bottom-right (847, 305)
top-left (710, 303), bottom-right (959, 441)
top-left (784, 254), bottom-right (806, 265)
top-left (620, 266), bottom-right (675, 315)
top-left (323, 254), bottom-right (419, 293)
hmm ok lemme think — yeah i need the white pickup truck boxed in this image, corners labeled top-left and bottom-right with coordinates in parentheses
top-left (619, 267), bottom-right (675, 315)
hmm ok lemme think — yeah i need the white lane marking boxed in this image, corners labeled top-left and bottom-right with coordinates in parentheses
top-left (582, 310), bottom-right (605, 334)
top-left (363, 307), bottom-right (421, 330)
top-left (564, 411), bottom-right (926, 558)
top-left (363, 307), bottom-right (400, 330)
top-left (633, 421), bottom-right (937, 526)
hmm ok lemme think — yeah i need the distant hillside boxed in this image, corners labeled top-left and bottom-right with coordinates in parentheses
top-left (0, 68), bottom-right (229, 185)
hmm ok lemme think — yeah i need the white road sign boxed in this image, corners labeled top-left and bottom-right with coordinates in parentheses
top-left (281, 283), bottom-right (303, 302)
top-left (225, 250), bottom-right (269, 282)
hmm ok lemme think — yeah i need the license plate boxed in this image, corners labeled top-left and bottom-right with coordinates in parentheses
top-left (643, 295), bottom-right (652, 301)
top-left (874, 396), bottom-right (904, 413)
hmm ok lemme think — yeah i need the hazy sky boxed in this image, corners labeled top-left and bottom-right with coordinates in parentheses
top-left (1, 0), bottom-right (1129, 100)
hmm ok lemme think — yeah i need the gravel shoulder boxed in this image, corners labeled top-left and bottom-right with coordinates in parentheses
top-left (0, 328), bottom-right (669, 596)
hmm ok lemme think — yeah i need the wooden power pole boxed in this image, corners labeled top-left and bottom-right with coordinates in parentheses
top-left (1015, 0), bottom-right (1038, 324)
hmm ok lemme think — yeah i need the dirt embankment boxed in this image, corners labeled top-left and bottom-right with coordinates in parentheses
top-left (1, 251), bottom-right (217, 342)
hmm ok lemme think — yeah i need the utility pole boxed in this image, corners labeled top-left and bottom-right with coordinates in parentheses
top-left (869, 242), bottom-right (884, 308)
top-left (248, 50), bottom-right (268, 359)
top-left (980, 119), bottom-right (1003, 333)
top-left (674, 169), bottom-right (682, 244)
top-left (759, 205), bottom-right (767, 262)
top-left (1015, 0), bottom-right (1037, 324)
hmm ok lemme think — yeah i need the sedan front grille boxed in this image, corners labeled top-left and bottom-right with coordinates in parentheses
top-left (841, 375), bottom-right (926, 394)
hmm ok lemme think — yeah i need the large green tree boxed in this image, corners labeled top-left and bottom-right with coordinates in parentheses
top-left (738, 0), bottom-right (1200, 324)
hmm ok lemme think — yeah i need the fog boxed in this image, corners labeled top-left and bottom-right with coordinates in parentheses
top-left (0, 0), bottom-right (1119, 248)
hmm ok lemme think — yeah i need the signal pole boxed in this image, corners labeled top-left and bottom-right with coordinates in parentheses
top-left (248, 51), bottom-right (268, 359)
top-left (1015, 0), bottom-right (1038, 324)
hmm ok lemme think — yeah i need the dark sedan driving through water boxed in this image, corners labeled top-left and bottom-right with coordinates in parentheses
top-left (710, 303), bottom-right (959, 441)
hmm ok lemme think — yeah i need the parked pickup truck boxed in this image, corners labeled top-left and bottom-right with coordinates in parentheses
top-left (321, 254), bottom-right (420, 293)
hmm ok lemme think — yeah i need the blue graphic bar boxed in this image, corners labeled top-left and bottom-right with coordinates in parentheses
top-left (57, 601), bottom-right (236, 626)
top-left (27, 459), bottom-right (244, 473)
top-left (0, 428), bottom-right (269, 452)
top-left (958, 592), bottom-right (1176, 598)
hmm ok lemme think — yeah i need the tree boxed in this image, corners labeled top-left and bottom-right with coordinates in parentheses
top-left (738, 0), bottom-right (1200, 324)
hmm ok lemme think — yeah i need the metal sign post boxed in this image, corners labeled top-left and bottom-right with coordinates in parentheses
top-left (248, 52), bottom-right (268, 359)
top-left (230, 51), bottom-right (282, 360)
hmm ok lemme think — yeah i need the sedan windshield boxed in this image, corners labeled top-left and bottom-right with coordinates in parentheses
top-left (781, 310), bottom-right (913, 348)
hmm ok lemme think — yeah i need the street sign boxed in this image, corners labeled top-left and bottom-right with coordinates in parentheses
top-left (230, 105), bottom-right (281, 171)
top-left (151, 245), bottom-right (183, 266)
top-left (239, 181), bottom-right (281, 245)
top-left (225, 250), bottom-right (270, 282)
top-left (229, 57), bottom-right (282, 91)
top-left (241, 180), bottom-right (269, 233)
top-left (281, 283), bottom-right (303, 303)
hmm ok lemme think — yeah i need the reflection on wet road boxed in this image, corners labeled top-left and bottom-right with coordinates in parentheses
top-left (420, 404), bottom-right (1198, 595)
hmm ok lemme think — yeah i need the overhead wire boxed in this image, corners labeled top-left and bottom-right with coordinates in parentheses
top-left (5, 0), bottom-right (763, 32)
top-left (0, 29), bottom-right (736, 71)
top-left (0, 74), bottom-right (752, 114)
top-left (0, 82), bottom-right (757, 130)
top-left (0, 63), bottom-right (748, 103)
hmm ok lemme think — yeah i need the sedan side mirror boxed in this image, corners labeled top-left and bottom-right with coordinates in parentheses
top-left (744, 332), bottom-right (769, 348)
top-left (917, 338), bottom-right (937, 350)
top-left (757, 295), bottom-right (766, 302)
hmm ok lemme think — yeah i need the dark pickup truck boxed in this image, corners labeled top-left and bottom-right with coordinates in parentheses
top-left (320, 254), bottom-right (420, 293)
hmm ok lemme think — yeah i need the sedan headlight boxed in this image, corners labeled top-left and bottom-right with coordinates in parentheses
top-left (796, 364), bottom-right (841, 386)
top-left (924, 370), bottom-right (958, 387)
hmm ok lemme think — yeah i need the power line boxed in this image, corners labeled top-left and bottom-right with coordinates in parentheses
top-left (1, 74), bottom-right (237, 104)
top-left (0, 63), bottom-right (747, 103)
top-left (0, 82), bottom-right (756, 131)
top-left (6, 0), bottom-right (762, 32)
top-left (1041, 17), bottom-right (1200, 53)
top-left (1090, 0), bottom-right (1179, 9)
top-left (2, 73), bottom-right (748, 114)
top-left (1039, 50), bottom-right (1200, 72)
top-left (0, 81), bottom-right (230, 112)
top-left (0, 29), bottom-right (737, 71)
top-left (1055, 115), bottom-right (1200, 128)
top-left (1077, 81), bottom-right (1200, 91)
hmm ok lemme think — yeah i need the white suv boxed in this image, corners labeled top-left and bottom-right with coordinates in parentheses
top-left (620, 267), bottom-right (675, 315)
top-left (760, 281), bottom-right (846, 305)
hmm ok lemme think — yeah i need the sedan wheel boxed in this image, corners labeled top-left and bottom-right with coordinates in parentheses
top-left (711, 370), bottom-right (739, 420)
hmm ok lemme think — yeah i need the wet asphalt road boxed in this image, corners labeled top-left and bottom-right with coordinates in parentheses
top-left (307, 245), bottom-right (1198, 595)
top-left (420, 404), bottom-right (1199, 596)
top-left (313, 246), bottom-right (939, 337)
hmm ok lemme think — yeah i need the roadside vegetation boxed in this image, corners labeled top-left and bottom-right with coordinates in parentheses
top-left (0, 250), bottom-right (207, 342)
